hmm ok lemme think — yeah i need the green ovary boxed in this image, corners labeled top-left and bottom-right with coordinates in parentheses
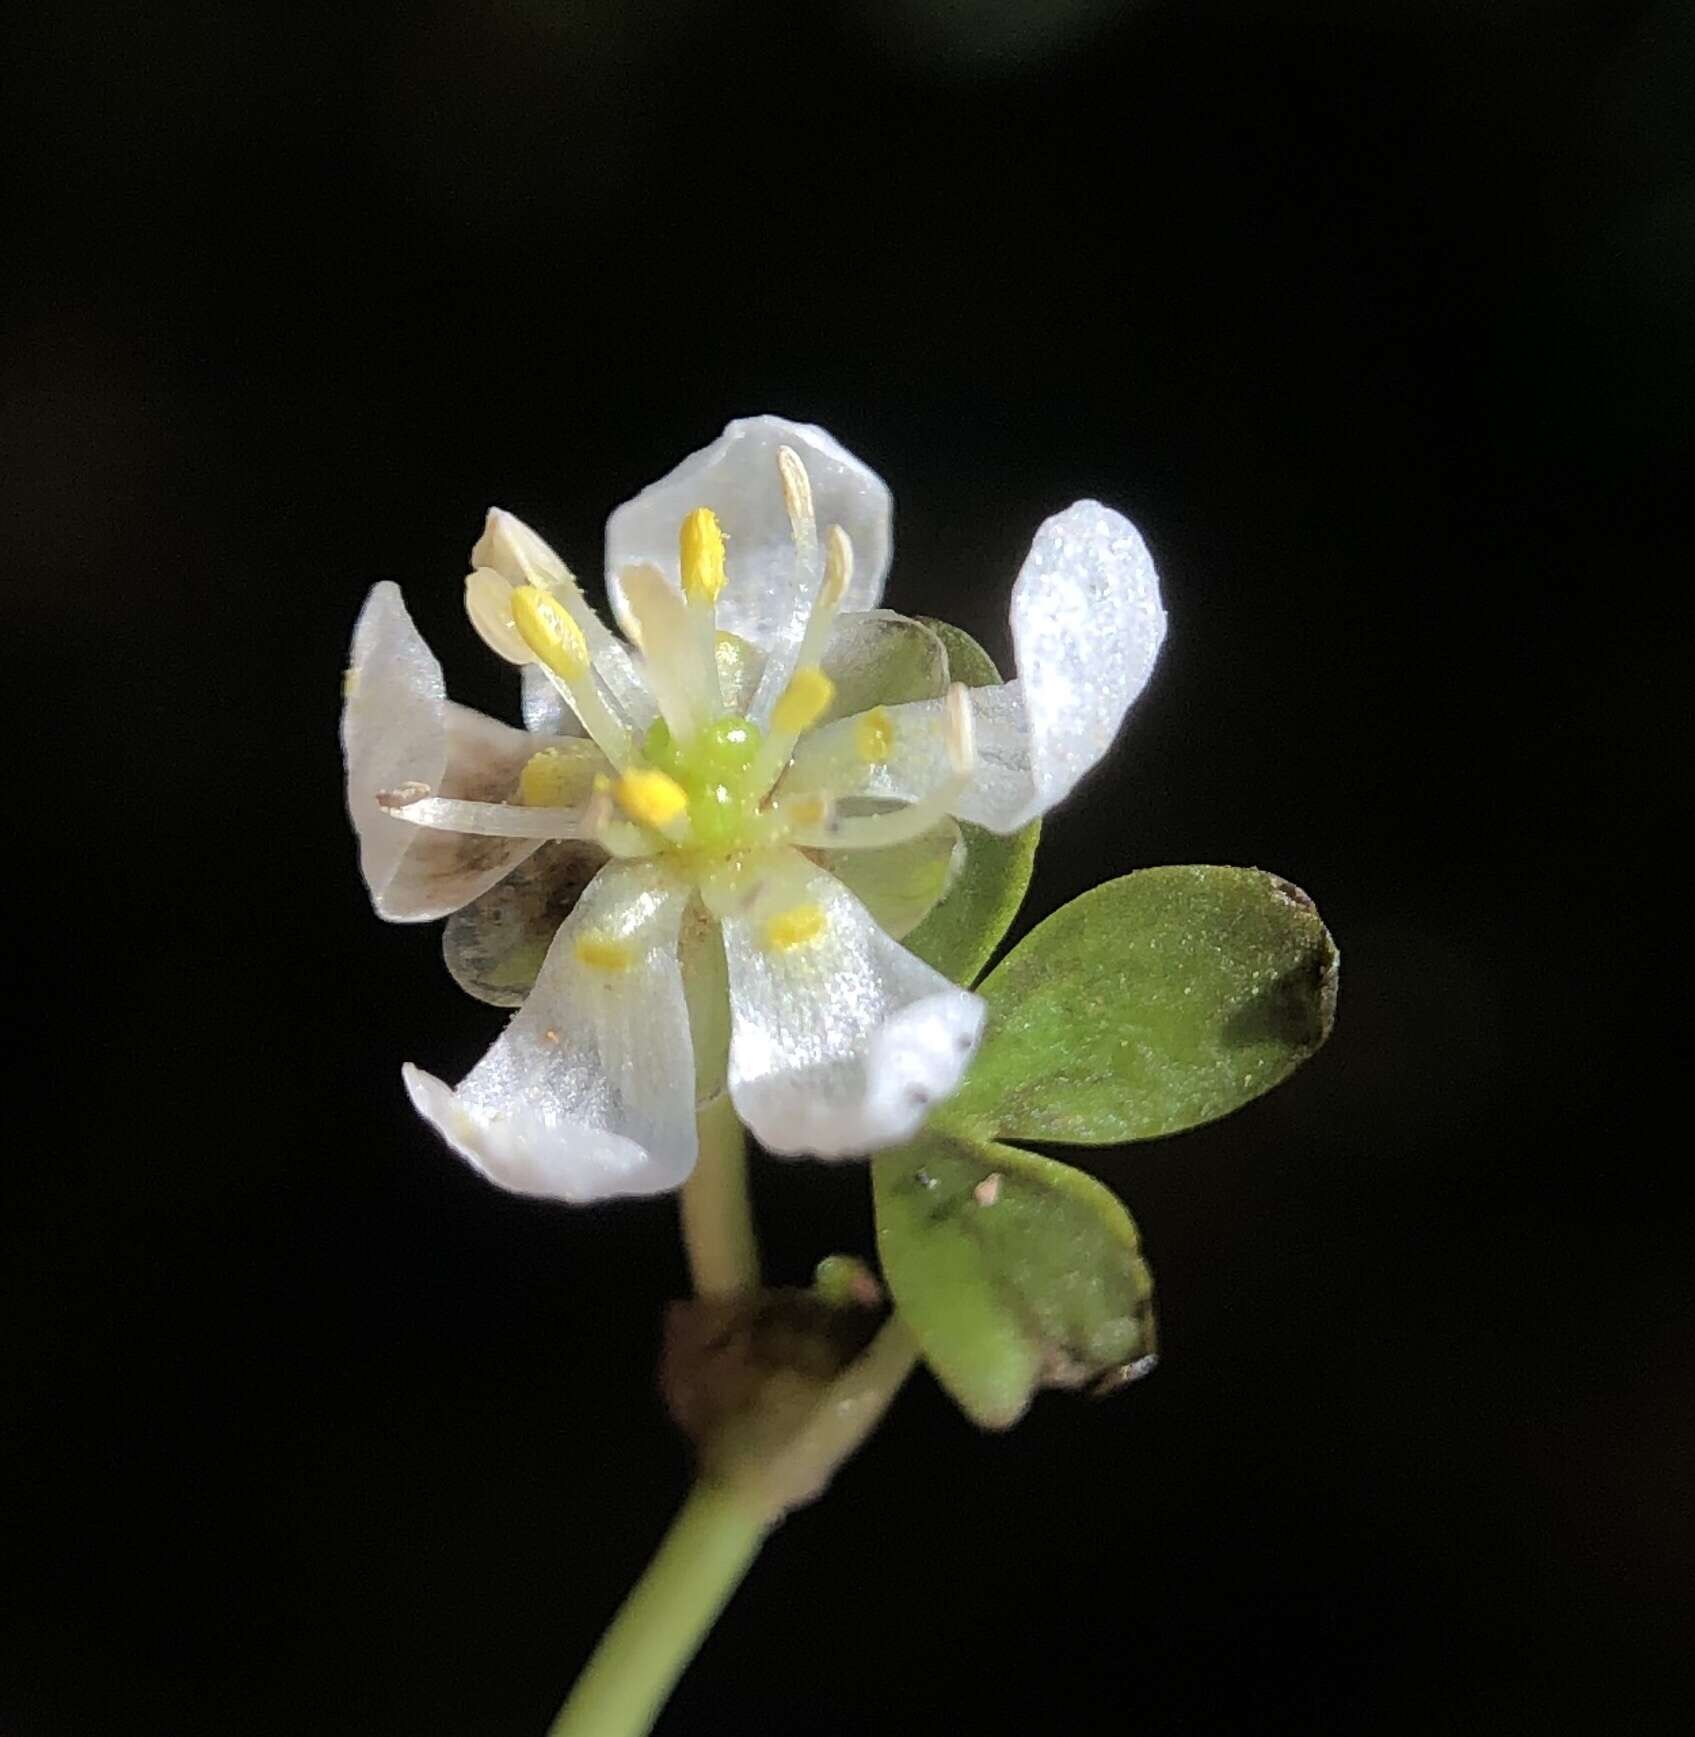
top-left (643, 714), bottom-right (768, 855)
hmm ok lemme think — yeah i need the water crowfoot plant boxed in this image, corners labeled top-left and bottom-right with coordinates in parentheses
top-left (340, 416), bottom-right (1338, 1736)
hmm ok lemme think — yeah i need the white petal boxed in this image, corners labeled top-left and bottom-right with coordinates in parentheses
top-left (1008, 500), bottom-right (1165, 824)
top-left (717, 852), bottom-right (984, 1158)
top-left (806, 818), bottom-right (964, 939)
top-left (776, 503), bottom-right (1163, 833)
top-left (403, 860), bottom-right (698, 1201)
top-left (473, 507), bottom-right (655, 732)
top-left (780, 680), bottom-right (1037, 832)
top-left (342, 583), bottom-right (545, 921)
top-left (604, 417), bottom-right (892, 649)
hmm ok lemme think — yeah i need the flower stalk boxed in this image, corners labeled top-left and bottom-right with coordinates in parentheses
top-left (679, 1096), bottom-right (759, 1299)
top-left (547, 1313), bottom-right (921, 1737)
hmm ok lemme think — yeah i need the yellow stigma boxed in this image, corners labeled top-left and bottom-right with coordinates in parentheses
top-left (679, 508), bottom-right (728, 605)
top-left (772, 665), bottom-right (835, 735)
top-left (510, 584), bottom-right (590, 680)
top-left (614, 767), bottom-right (690, 831)
top-left (574, 934), bottom-right (633, 973)
top-left (518, 747), bottom-right (583, 807)
top-left (763, 902), bottom-right (827, 952)
top-left (854, 706), bottom-right (894, 764)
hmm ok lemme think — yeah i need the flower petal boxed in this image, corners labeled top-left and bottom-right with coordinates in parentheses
top-left (778, 502), bottom-right (1163, 832)
top-left (404, 860), bottom-right (697, 1200)
top-left (1008, 500), bottom-right (1165, 823)
top-left (716, 852), bottom-right (984, 1157)
top-left (604, 417), bottom-right (891, 649)
top-left (818, 609), bottom-right (949, 722)
top-left (342, 583), bottom-right (546, 921)
top-left (806, 818), bottom-right (964, 940)
top-left (779, 680), bottom-right (1036, 832)
top-left (473, 507), bottom-right (655, 732)
top-left (441, 840), bottom-right (608, 1007)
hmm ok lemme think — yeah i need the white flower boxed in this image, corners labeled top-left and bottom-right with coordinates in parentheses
top-left (342, 416), bottom-right (1165, 1201)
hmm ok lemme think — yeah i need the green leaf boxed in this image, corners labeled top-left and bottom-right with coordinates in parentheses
top-left (940, 865), bottom-right (1339, 1144)
top-left (900, 619), bottom-right (1039, 986)
top-left (873, 1130), bottom-right (1156, 1429)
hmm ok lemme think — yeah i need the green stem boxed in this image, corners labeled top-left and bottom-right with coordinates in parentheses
top-left (545, 1317), bottom-right (922, 1737)
top-left (679, 1096), bottom-right (758, 1299)
top-left (544, 1480), bottom-right (769, 1737)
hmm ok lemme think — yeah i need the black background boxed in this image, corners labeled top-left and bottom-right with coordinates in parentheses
top-left (3, 3), bottom-right (1688, 1733)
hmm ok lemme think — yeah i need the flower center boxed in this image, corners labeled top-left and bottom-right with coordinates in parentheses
top-left (639, 713), bottom-right (768, 854)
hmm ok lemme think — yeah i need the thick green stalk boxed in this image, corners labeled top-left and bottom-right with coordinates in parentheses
top-left (544, 1481), bottom-right (768, 1737)
top-left (679, 1096), bottom-right (758, 1298)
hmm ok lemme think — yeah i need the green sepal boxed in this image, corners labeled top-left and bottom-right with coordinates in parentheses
top-left (873, 1130), bottom-right (1156, 1430)
top-left (900, 619), bottom-right (1040, 986)
top-left (939, 865), bottom-right (1339, 1145)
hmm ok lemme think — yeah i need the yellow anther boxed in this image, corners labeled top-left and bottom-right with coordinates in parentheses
top-left (614, 767), bottom-right (690, 831)
top-left (510, 584), bottom-right (590, 680)
top-left (763, 902), bottom-right (827, 952)
top-left (574, 934), bottom-right (633, 973)
top-left (772, 665), bottom-right (835, 735)
top-left (854, 706), bottom-right (895, 764)
top-left (518, 748), bottom-right (584, 807)
top-left (679, 508), bottom-right (728, 606)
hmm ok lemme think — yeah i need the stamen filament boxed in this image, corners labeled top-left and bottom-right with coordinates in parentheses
top-left (749, 448), bottom-right (825, 724)
top-left (780, 684), bottom-right (975, 851)
top-left (375, 791), bottom-right (592, 840)
top-left (619, 563), bottom-right (719, 744)
top-left (781, 780), bottom-right (967, 852)
top-left (477, 507), bottom-right (655, 728)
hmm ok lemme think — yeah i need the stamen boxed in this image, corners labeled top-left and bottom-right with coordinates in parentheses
top-left (464, 568), bottom-right (532, 665)
top-left (679, 508), bottom-right (728, 606)
top-left (478, 507), bottom-right (654, 729)
top-left (748, 450), bottom-right (827, 724)
top-left (783, 682), bottom-right (973, 852)
top-left (613, 767), bottom-right (691, 841)
top-left (943, 680), bottom-right (977, 776)
top-left (619, 562), bottom-right (719, 741)
top-left (510, 585), bottom-right (633, 767)
top-left (582, 782), bottom-right (656, 859)
top-left (376, 788), bottom-right (590, 840)
top-left (748, 662), bottom-right (836, 795)
top-left (518, 746), bottom-right (599, 808)
top-left (776, 446), bottom-right (817, 564)
top-left (762, 902), bottom-right (827, 952)
top-left (772, 665), bottom-right (836, 736)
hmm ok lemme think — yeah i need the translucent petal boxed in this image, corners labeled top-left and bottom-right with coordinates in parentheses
top-left (472, 507), bottom-right (655, 731)
top-left (442, 840), bottom-right (608, 1007)
top-left (780, 681), bottom-right (1037, 833)
top-left (817, 609), bottom-right (949, 722)
top-left (341, 583), bottom-right (545, 921)
top-left (403, 860), bottom-right (697, 1200)
top-left (604, 417), bottom-right (891, 650)
top-left (716, 851), bottom-right (984, 1158)
top-left (806, 817), bottom-right (964, 939)
top-left (779, 502), bottom-right (1163, 832)
top-left (1009, 500), bottom-right (1165, 823)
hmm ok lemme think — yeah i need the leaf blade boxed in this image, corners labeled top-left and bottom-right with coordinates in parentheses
top-left (942, 865), bottom-right (1339, 1144)
top-left (873, 1130), bottom-right (1156, 1429)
